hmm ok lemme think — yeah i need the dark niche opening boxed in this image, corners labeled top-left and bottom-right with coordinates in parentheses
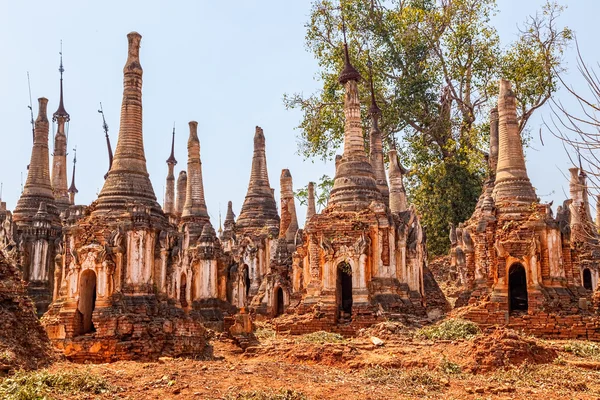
top-left (583, 268), bottom-right (593, 291)
top-left (509, 263), bottom-right (528, 314)
top-left (78, 269), bottom-right (97, 335)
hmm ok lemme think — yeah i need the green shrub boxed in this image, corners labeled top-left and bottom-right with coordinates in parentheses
top-left (0, 369), bottom-right (112, 400)
top-left (362, 367), bottom-right (443, 393)
top-left (296, 331), bottom-right (345, 344)
top-left (439, 357), bottom-right (462, 374)
top-left (224, 388), bottom-right (308, 400)
top-left (416, 319), bottom-right (480, 340)
top-left (563, 341), bottom-right (600, 358)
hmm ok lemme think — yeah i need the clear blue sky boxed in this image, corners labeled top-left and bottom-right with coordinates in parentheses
top-left (0, 1), bottom-right (597, 226)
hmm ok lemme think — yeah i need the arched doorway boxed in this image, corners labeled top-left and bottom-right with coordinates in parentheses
top-left (508, 264), bottom-right (528, 313)
top-left (274, 287), bottom-right (284, 317)
top-left (180, 273), bottom-right (188, 308)
top-left (78, 269), bottom-right (97, 335)
top-left (337, 262), bottom-right (353, 321)
top-left (583, 268), bottom-right (593, 290)
top-left (242, 265), bottom-right (251, 297)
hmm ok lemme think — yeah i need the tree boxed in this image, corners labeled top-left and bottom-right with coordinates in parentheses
top-left (547, 40), bottom-right (600, 196)
top-left (295, 175), bottom-right (334, 213)
top-left (286, 0), bottom-right (571, 255)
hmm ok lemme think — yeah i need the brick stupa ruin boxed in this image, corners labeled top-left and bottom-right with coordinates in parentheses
top-left (1, 31), bottom-right (599, 367)
top-left (451, 80), bottom-right (600, 339)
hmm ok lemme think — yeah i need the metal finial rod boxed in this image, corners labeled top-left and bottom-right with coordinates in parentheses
top-left (59, 40), bottom-right (64, 76)
top-left (98, 102), bottom-right (113, 179)
top-left (27, 72), bottom-right (34, 142)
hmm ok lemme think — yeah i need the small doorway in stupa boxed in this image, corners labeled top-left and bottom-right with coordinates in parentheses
top-left (274, 287), bottom-right (285, 317)
top-left (180, 273), bottom-right (188, 308)
top-left (78, 269), bottom-right (97, 335)
top-left (337, 262), bottom-right (353, 322)
top-left (508, 263), bottom-right (528, 314)
top-left (243, 265), bottom-right (251, 298)
top-left (583, 268), bottom-right (593, 290)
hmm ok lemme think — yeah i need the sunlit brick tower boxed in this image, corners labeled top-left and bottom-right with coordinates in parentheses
top-left (251, 169), bottom-right (300, 315)
top-left (43, 32), bottom-right (209, 362)
top-left (180, 121), bottom-right (210, 240)
top-left (51, 50), bottom-right (71, 211)
top-left (230, 126), bottom-right (280, 305)
top-left (175, 170), bottom-right (187, 216)
top-left (280, 25), bottom-right (428, 335)
top-left (13, 97), bottom-right (62, 316)
top-left (451, 80), bottom-right (600, 339)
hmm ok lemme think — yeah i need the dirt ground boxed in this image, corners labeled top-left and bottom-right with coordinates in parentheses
top-left (8, 323), bottom-right (599, 400)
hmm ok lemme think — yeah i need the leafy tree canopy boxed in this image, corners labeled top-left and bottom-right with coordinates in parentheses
top-left (286, 0), bottom-right (571, 255)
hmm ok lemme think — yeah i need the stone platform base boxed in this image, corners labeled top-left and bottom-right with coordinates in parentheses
top-left (458, 288), bottom-right (600, 341)
top-left (43, 294), bottom-right (210, 363)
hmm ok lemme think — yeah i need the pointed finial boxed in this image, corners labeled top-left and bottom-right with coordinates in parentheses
top-left (167, 122), bottom-right (177, 165)
top-left (338, 5), bottom-right (362, 84)
top-left (99, 102), bottom-right (113, 179)
top-left (59, 40), bottom-right (64, 77)
top-left (53, 40), bottom-right (70, 122)
top-left (68, 146), bottom-right (78, 195)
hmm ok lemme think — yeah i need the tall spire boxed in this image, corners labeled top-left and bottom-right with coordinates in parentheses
top-left (68, 147), bottom-right (78, 205)
top-left (51, 43), bottom-right (71, 210)
top-left (236, 126), bottom-right (280, 234)
top-left (327, 16), bottom-right (382, 210)
top-left (279, 169), bottom-right (299, 243)
top-left (181, 121), bottom-right (209, 221)
top-left (94, 32), bottom-right (162, 217)
top-left (175, 170), bottom-right (187, 216)
top-left (306, 181), bottom-right (316, 223)
top-left (14, 98), bottom-right (59, 222)
top-left (367, 57), bottom-right (389, 206)
top-left (53, 41), bottom-right (69, 121)
top-left (388, 149), bottom-right (407, 213)
top-left (492, 80), bottom-right (536, 210)
top-left (221, 200), bottom-right (236, 241)
top-left (488, 107), bottom-right (499, 177)
top-left (164, 124), bottom-right (177, 214)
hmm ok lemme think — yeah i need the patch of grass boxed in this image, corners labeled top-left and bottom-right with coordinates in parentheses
top-left (0, 369), bottom-right (112, 400)
top-left (0, 350), bottom-right (13, 364)
top-left (362, 367), bottom-right (443, 394)
top-left (416, 318), bottom-right (480, 341)
top-left (224, 388), bottom-right (308, 400)
top-left (563, 341), bottom-right (600, 358)
top-left (439, 357), bottom-right (462, 374)
top-left (295, 331), bottom-right (345, 344)
top-left (255, 327), bottom-right (277, 341)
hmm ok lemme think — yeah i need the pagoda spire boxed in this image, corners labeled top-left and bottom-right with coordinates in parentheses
top-left (68, 147), bottom-right (78, 205)
top-left (492, 80), bottom-right (536, 212)
top-left (175, 170), bottom-right (187, 216)
top-left (279, 169), bottom-right (299, 243)
top-left (94, 32), bottom-right (162, 217)
top-left (181, 121), bottom-right (209, 219)
top-left (235, 126), bottom-right (280, 234)
top-left (388, 149), bottom-right (408, 213)
top-left (14, 98), bottom-right (59, 222)
top-left (164, 124), bottom-right (177, 214)
top-left (306, 181), bottom-right (316, 224)
top-left (367, 57), bottom-right (389, 206)
top-left (327, 15), bottom-right (382, 210)
top-left (51, 43), bottom-right (71, 210)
